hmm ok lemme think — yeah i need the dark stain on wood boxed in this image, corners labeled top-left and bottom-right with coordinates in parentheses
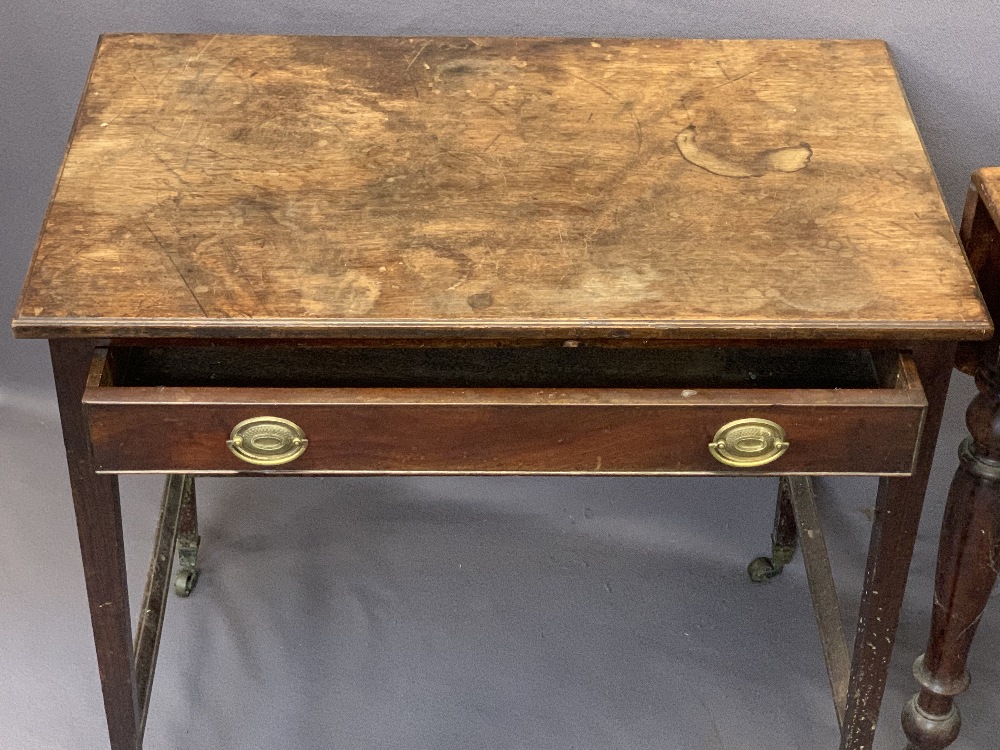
top-left (466, 291), bottom-right (493, 310)
top-left (675, 124), bottom-right (812, 178)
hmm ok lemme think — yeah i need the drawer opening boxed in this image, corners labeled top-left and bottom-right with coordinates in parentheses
top-left (102, 343), bottom-right (896, 391)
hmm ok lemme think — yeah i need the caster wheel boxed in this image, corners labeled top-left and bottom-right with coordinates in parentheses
top-left (174, 569), bottom-right (198, 597)
top-left (747, 556), bottom-right (781, 582)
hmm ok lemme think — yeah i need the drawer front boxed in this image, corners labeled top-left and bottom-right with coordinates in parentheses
top-left (83, 352), bottom-right (927, 476)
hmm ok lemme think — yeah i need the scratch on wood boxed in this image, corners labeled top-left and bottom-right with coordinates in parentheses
top-left (149, 151), bottom-right (192, 187)
top-left (100, 102), bottom-right (128, 128)
top-left (180, 34), bottom-right (219, 76)
top-left (144, 222), bottom-right (208, 316)
top-left (406, 40), bottom-right (432, 71)
top-left (703, 67), bottom-right (760, 96)
top-left (198, 56), bottom-right (238, 92)
top-left (563, 70), bottom-right (643, 155)
top-left (171, 114), bottom-right (191, 142)
top-left (957, 611), bottom-right (985, 640)
top-left (220, 240), bottom-right (270, 316)
top-left (181, 123), bottom-right (205, 170)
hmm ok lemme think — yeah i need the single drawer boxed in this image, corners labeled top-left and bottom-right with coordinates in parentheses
top-left (83, 343), bottom-right (927, 476)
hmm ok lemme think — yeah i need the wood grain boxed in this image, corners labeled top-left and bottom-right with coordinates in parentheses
top-left (12, 35), bottom-right (990, 341)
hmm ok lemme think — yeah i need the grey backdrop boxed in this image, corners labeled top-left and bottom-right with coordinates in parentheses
top-left (2, 2), bottom-right (1000, 750)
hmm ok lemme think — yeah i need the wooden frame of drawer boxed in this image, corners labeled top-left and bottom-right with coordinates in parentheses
top-left (82, 347), bottom-right (927, 476)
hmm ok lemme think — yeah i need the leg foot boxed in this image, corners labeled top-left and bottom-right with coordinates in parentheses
top-left (902, 690), bottom-right (961, 750)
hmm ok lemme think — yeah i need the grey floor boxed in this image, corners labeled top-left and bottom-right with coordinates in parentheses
top-left (3, 372), bottom-right (999, 750)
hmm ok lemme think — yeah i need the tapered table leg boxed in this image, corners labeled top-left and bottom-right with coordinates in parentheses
top-left (839, 343), bottom-right (956, 750)
top-left (902, 363), bottom-right (1000, 749)
top-left (51, 339), bottom-right (141, 750)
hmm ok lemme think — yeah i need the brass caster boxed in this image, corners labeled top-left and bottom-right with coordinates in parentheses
top-left (174, 568), bottom-right (198, 597)
top-left (747, 556), bottom-right (783, 582)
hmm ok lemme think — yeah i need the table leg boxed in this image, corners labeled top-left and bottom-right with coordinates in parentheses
top-left (51, 340), bottom-right (141, 750)
top-left (839, 343), bottom-right (955, 750)
top-left (747, 476), bottom-right (798, 582)
top-left (901, 363), bottom-right (1000, 749)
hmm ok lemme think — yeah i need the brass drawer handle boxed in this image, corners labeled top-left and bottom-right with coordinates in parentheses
top-left (227, 416), bottom-right (308, 466)
top-left (709, 418), bottom-right (789, 467)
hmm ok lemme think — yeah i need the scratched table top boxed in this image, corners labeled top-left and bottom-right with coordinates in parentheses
top-left (12, 34), bottom-right (991, 341)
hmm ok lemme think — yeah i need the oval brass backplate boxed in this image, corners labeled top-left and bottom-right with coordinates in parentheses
top-left (709, 418), bottom-right (789, 468)
top-left (227, 416), bottom-right (308, 466)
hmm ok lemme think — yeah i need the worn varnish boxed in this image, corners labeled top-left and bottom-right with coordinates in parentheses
top-left (11, 35), bottom-right (991, 341)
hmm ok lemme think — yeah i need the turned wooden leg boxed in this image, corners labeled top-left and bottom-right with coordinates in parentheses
top-left (748, 476), bottom-right (798, 582)
top-left (839, 343), bottom-right (955, 750)
top-left (901, 364), bottom-right (1000, 749)
top-left (51, 340), bottom-right (141, 750)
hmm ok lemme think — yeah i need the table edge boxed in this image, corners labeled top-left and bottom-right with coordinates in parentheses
top-left (10, 316), bottom-right (993, 341)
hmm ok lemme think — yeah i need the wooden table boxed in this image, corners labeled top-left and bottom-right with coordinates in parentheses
top-left (903, 167), bottom-right (1000, 750)
top-left (12, 35), bottom-right (991, 750)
